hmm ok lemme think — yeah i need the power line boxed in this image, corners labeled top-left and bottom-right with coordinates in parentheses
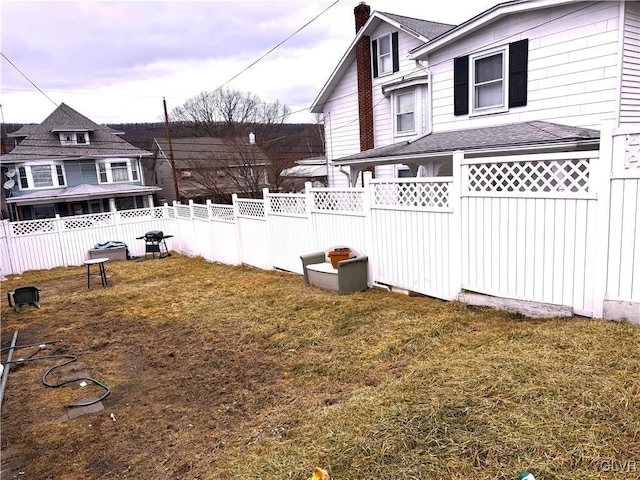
top-left (211, 0), bottom-right (341, 94)
top-left (0, 0), bottom-right (342, 122)
top-left (0, 52), bottom-right (59, 110)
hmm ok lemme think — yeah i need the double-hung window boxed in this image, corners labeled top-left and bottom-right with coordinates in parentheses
top-left (454, 39), bottom-right (529, 116)
top-left (16, 163), bottom-right (66, 190)
top-left (378, 34), bottom-right (392, 76)
top-left (395, 90), bottom-right (415, 135)
top-left (97, 159), bottom-right (140, 183)
top-left (472, 50), bottom-right (505, 111)
top-left (372, 32), bottom-right (399, 78)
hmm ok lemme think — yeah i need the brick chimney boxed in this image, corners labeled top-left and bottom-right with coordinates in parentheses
top-left (354, 2), bottom-right (374, 153)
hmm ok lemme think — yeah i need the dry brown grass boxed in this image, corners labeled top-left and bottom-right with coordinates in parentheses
top-left (1, 254), bottom-right (638, 480)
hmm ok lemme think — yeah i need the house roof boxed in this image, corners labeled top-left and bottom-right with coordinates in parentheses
top-left (7, 124), bottom-right (38, 138)
top-left (310, 11), bottom-right (454, 113)
top-left (280, 164), bottom-right (327, 178)
top-left (5, 182), bottom-right (161, 205)
top-left (1, 103), bottom-right (152, 163)
top-left (153, 137), bottom-right (270, 167)
top-left (331, 121), bottom-right (600, 166)
top-left (410, 0), bottom-right (576, 58)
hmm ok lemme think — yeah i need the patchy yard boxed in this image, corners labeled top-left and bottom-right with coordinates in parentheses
top-left (1, 255), bottom-right (638, 480)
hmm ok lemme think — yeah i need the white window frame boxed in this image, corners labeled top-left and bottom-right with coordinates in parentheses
top-left (376, 33), bottom-right (392, 77)
top-left (16, 162), bottom-right (67, 190)
top-left (470, 46), bottom-right (508, 115)
top-left (393, 89), bottom-right (417, 137)
top-left (58, 132), bottom-right (90, 146)
top-left (96, 159), bottom-right (140, 184)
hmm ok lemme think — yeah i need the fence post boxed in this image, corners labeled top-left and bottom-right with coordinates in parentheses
top-left (362, 171), bottom-right (374, 287)
top-left (304, 181), bottom-right (314, 251)
top-left (232, 193), bottom-right (243, 264)
top-left (53, 214), bottom-right (69, 268)
top-left (113, 210), bottom-right (123, 245)
top-left (591, 120), bottom-right (615, 319)
top-left (449, 151), bottom-right (464, 300)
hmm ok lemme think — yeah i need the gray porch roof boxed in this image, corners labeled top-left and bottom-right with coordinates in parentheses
top-left (6, 183), bottom-right (161, 205)
top-left (331, 121), bottom-right (600, 167)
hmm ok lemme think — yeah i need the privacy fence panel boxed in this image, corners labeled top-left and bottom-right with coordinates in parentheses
top-left (235, 198), bottom-right (271, 270)
top-left (173, 203), bottom-right (197, 258)
top-left (207, 203), bottom-right (239, 265)
top-left (267, 193), bottom-right (311, 274)
top-left (460, 152), bottom-right (601, 316)
top-left (369, 178), bottom-right (457, 300)
top-left (309, 188), bottom-right (367, 253)
top-left (606, 132), bottom-right (640, 304)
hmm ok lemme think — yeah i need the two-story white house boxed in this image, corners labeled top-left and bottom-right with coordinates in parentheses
top-left (1, 103), bottom-right (159, 221)
top-left (311, 0), bottom-right (639, 185)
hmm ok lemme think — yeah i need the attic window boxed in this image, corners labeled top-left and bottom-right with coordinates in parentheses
top-left (59, 132), bottom-right (90, 146)
top-left (372, 32), bottom-right (399, 78)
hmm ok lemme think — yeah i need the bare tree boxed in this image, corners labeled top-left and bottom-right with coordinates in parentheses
top-left (169, 88), bottom-right (300, 199)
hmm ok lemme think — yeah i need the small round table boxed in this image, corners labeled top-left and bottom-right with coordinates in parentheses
top-left (84, 258), bottom-right (109, 288)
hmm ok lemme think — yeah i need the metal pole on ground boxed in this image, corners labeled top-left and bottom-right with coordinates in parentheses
top-left (0, 331), bottom-right (19, 409)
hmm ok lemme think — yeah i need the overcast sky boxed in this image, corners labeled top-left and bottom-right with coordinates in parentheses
top-left (1, 0), bottom-right (499, 125)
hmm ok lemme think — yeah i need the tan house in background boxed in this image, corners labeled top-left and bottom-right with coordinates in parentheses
top-left (147, 136), bottom-right (271, 204)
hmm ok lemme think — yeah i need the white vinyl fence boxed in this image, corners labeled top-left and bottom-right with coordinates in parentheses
top-left (1, 128), bottom-right (638, 322)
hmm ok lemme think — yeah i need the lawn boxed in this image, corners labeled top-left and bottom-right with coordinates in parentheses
top-left (1, 255), bottom-right (638, 480)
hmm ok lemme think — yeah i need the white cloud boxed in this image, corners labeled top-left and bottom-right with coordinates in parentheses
top-left (0, 0), bottom-right (498, 124)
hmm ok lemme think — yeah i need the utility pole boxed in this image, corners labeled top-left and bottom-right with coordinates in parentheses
top-left (163, 98), bottom-right (180, 203)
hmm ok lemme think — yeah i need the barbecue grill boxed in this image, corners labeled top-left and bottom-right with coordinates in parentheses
top-left (136, 230), bottom-right (173, 259)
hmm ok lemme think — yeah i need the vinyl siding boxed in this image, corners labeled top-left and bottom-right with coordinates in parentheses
top-left (620, 0), bottom-right (640, 124)
top-left (429, 1), bottom-right (622, 132)
top-left (370, 23), bottom-right (431, 147)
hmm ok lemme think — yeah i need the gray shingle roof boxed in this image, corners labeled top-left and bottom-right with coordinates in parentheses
top-left (154, 137), bottom-right (270, 167)
top-left (5, 182), bottom-right (160, 204)
top-left (379, 12), bottom-right (455, 39)
top-left (333, 121), bottom-right (600, 164)
top-left (1, 103), bottom-right (151, 162)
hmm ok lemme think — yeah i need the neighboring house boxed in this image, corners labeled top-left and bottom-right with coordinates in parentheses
top-left (1, 103), bottom-right (159, 221)
top-left (280, 155), bottom-right (328, 192)
top-left (148, 136), bottom-right (271, 204)
top-left (311, 0), bottom-right (639, 185)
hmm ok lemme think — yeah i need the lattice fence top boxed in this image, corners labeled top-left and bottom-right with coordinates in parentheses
top-left (312, 190), bottom-right (363, 212)
top-left (625, 134), bottom-right (640, 169)
top-left (269, 195), bottom-right (307, 215)
top-left (175, 204), bottom-right (192, 219)
top-left (192, 204), bottom-right (209, 220)
top-left (209, 205), bottom-right (235, 222)
top-left (373, 181), bottom-right (450, 209)
top-left (466, 158), bottom-right (590, 195)
top-left (120, 208), bottom-right (155, 220)
top-left (237, 200), bottom-right (265, 218)
top-left (10, 219), bottom-right (56, 236)
top-left (63, 214), bottom-right (114, 230)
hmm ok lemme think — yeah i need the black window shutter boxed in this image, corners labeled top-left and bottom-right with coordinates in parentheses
top-left (508, 39), bottom-right (528, 108)
top-left (392, 32), bottom-right (399, 73)
top-left (372, 39), bottom-right (379, 78)
top-left (453, 55), bottom-right (469, 116)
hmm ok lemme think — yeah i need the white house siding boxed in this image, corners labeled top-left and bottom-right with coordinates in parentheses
top-left (322, 61), bottom-right (361, 188)
top-left (620, 0), bottom-right (640, 125)
top-left (429, 2), bottom-right (622, 132)
top-left (370, 23), bottom-right (430, 148)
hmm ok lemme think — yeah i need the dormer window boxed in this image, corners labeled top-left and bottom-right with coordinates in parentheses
top-left (58, 132), bottom-right (90, 146)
